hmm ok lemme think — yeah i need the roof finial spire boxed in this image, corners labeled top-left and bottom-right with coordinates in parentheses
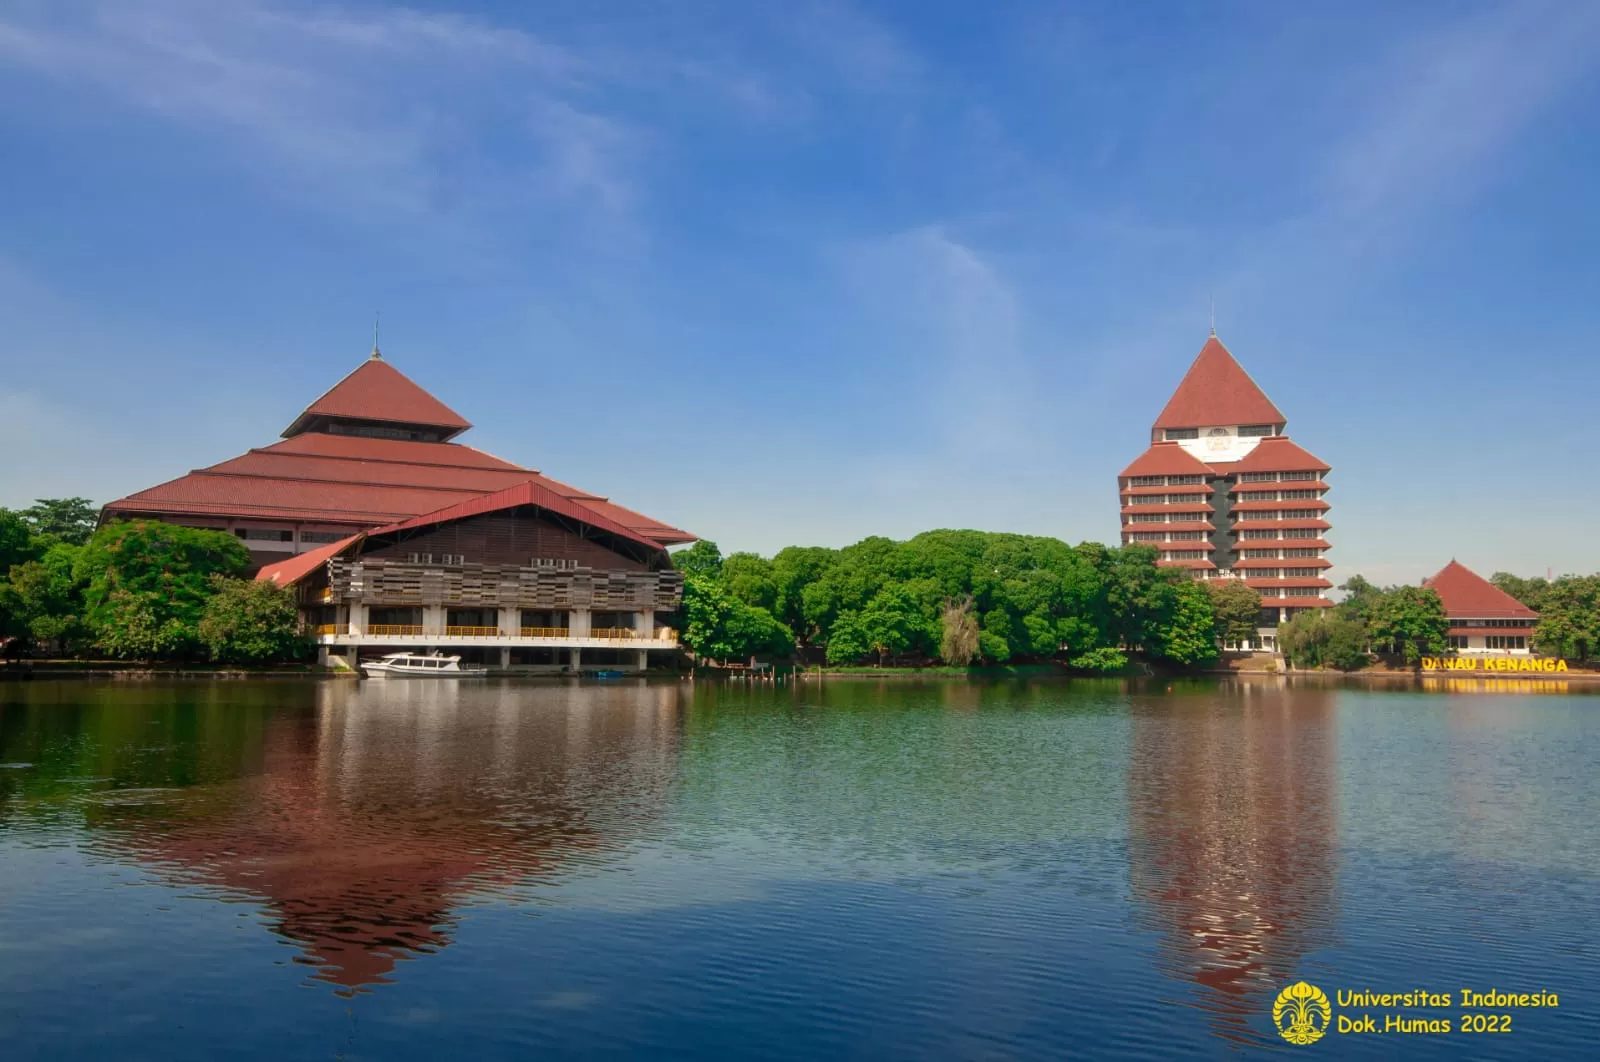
top-left (371, 311), bottom-right (382, 360)
top-left (1209, 294), bottom-right (1216, 337)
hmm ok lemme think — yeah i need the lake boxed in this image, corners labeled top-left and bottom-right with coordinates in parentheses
top-left (1, 676), bottom-right (1597, 1059)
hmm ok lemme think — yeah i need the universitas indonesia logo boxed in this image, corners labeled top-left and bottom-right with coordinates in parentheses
top-left (1273, 981), bottom-right (1332, 1045)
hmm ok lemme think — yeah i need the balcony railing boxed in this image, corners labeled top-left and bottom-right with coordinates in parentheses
top-left (520, 626), bottom-right (571, 638)
top-left (444, 626), bottom-right (501, 637)
top-left (367, 624), bottom-right (425, 637)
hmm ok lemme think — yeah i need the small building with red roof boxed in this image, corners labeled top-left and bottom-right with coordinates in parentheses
top-left (1423, 561), bottom-right (1539, 656)
top-left (1118, 334), bottom-right (1333, 649)
top-left (103, 347), bottom-right (693, 672)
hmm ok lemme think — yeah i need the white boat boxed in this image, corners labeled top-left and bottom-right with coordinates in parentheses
top-left (360, 652), bottom-right (489, 678)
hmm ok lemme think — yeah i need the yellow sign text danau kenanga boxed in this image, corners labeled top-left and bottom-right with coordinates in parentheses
top-left (1421, 657), bottom-right (1568, 673)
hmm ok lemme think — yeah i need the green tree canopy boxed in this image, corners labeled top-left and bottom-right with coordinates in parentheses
top-left (1369, 585), bottom-right (1449, 665)
top-left (198, 577), bottom-right (312, 665)
top-left (670, 539), bottom-right (724, 578)
top-left (75, 521), bottom-right (251, 659)
top-left (23, 498), bottom-right (98, 546)
top-left (1205, 579), bottom-right (1262, 645)
top-left (3, 541), bottom-right (87, 647)
top-left (1280, 611), bottom-right (1369, 671)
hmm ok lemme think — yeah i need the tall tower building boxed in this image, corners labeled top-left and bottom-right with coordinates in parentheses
top-left (1117, 336), bottom-right (1332, 643)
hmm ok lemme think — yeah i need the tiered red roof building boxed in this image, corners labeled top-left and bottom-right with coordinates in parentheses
top-left (103, 349), bottom-right (693, 567)
top-left (1423, 560), bottom-right (1539, 656)
top-left (1118, 335), bottom-right (1333, 637)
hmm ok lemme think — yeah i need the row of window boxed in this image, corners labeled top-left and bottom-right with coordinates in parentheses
top-left (1161, 551), bottom-right (1208, 560)
top-left (1128, 494), bottom-right (1208, 506)
top-left (1246, 568), bottom-right (1325, 579)
top-left (1237, 470), bottom-right (1319, 483)
top-left (1488, 635), bottom-right (1527, 650)
top-left (1127, 513), bottom-right (1208, 524)
top-left (233, 528), bottom-right (351, 544)
top-left (1228, 492), bottom-right (1318, 505)
top-left (1130, 531), bottom-right (1208, 542)
top-left (1451, 618), bottom-right (1530, 629)
top-left (1128, 474), bottom-right (1207, 487)
top-left (1240, 528), bottom-right (1323, 540)
top-left (1163, 425), bottom-right (1276, 441)
top-left (1241, 547), bottom-right (1324, 558)
top-left (1235, 509), bottom-right (1325, 522)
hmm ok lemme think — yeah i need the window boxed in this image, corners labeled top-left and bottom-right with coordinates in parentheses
top-left (1239, 424), bottom-right (1275, 437)
top-left (1237, 491), bottom-right (1278, 502)
top-left (1281, 470), bottom-right (1318, 481)
top-left (1243, 549), bottom-right (1280, 558)
top-left (1164, 428), bottom-right (1199, 440)
top-left (1236, 511), bottom-right (1276, 522)
top-left (1131, 533), bottom-right (1165, 542)
top-left (1282, 509), bottom-right (1323, 519)
top-left (1128, 513), bottom-right (1167, 524)
top-left (1130, 495), bottom-right (1166, 505)
top-left (1447, 635), bottom-right (1470, 650)
top-left (1487, 635), bottom-right (1527, 650)
top-left (1283, 548), bottom-right (1321, 558)
top-left (1163, 551), bottom-right (1207, 561)
top-left (1283, 588), bottom-right (1323, 598)
top-left (1167, 494), bottom-right (1207, 506)
top-left (440, 553), bottom-right (466, 566)
top-left (1283, 567), bottom-right (1322, 578)
top-left (407, 552), bottom-right (434, 564)
top-left (300, 530), bottom-right (348, 544)
top-left (1240, 472), bottom-right (1277, 483)
top-left (1169, 531), bottom-right (1206, 541)
top-left (1280, 489), bottom-right (1319, 500)
top-left (1129, 475), bottom-right (1166, 487)
top-left (533, 557), bottom-right (578, 570)
top-left (235, 528), bottom-right (293, 542)
top-left (1283, 529), bottom-right (1319, 539)
top-left (1240, 529), bottom-right (1280, 540)
top-left (1168, 474), bottom-right (1205, 485)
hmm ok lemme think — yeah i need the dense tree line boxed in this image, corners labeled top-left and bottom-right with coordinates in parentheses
top-left (1490, 572), bottom-right (1600, 663)
top-left (670, 531), bottom-right (1232, 670)
top-left (1277, 576), bottom-right (1452, 670)
top-left (1, 500), bottom-right (309, 665)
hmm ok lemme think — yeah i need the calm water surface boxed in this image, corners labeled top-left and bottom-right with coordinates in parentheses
top-left (1, 677), bottom-right (1597, 1059)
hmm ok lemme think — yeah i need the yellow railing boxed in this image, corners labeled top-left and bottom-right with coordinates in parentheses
top-left (311, 624), bottom-right (339, 636)
top-left (590, 627), bottom-right (643, 640)
top-left (367, 624), bottom-right (424, 637)
top-left (519, 627), bottom-right (571, 638)
top-left (444, 626), bottom-right (501, 637)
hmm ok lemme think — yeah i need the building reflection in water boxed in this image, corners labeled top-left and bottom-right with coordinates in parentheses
top-left (1126, 684), bottom-right (1338, 1045)
top-left (93, 680), bottom-right (683, 994)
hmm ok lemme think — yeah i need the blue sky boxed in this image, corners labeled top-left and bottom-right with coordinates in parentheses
top-left (1, 0), bottom-right (1597, 584)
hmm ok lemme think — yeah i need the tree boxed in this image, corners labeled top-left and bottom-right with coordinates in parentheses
top-left (198, 577), bottom-right (312, 665)
top-left (76, 521), bottom-right (251, 659)
top-left (721, 552), bottom-right (777, 611)
top-left (0, 509), bottom-right (40, 574)
top-left (1206, 579), bottom-right (1262, 646)
top-left (1146, 580), bottom-right (1219, 667)
top-left (22, 498), bottom-right (98, 546)
top-left (854, 585), bottom-right (923, 665)
top-left (1067, 646), bottom-right (1128, 673)
top-left (1369, 585), bottom-right (1449, 665)
top-left (1280, 612), bottom-right (1369, 671)
top-left (679, 572), bottom-right (793, 664)
top-left (1491, 571), bottom-right (1551, 613)
top-left (3, 541), bottom-right (87, 648)
top-left (670, 539), bottom-right (723, 578)
top-left (939, 596), bottom-right (980, 666)
top-left (1530, 576), bottom-right (1600, 662)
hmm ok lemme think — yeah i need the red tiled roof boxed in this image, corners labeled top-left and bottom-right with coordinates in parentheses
top-left (255, 535), bottom-right (363, 585)
top-left (1231, 557), bottom-right (1332, 569)
top-left (1423, 561), bottom-right (1539, 620)
top-left (1122, 521), bottom-right (1216, 534)
top-left (370, 480), bottom-right (667, 557)
top-left (1118, 442), bottom-right (1216, 478)
top-left (1230, 480), bottom-right (1329, 493)
top-left (103, 379), bottom-right (696, 547)
top-left (1122, 505), bottom-right (1213, 516)
top-left (1152, 337), bottom-right (1285, 431)
top-left (283, 355), bottom-right (472, 438)
top-left (1226, 436), bottom-right (1330, 474)
top-left (1121, 483), bottom-right (1205, 496)
top-left (1158, 558), bottom-right (1217, 570)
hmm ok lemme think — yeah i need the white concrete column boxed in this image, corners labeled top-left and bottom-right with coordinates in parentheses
top-left (570, 609), bottom-right (591, 637)
top-left (569, 648), bottom-right (581, 671)
top-left (498, 606), bottom-right (519, 637)
top-left (638, 609), bottom-right (655, 640)
top-left (423, 604), bottom-right (445, 633)
top-left (499, 647), bottom-right (511, 670)
top-left (635, 649), bottom-right (648, 671)
top-left (349, 603), bottom-right (366, 635)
